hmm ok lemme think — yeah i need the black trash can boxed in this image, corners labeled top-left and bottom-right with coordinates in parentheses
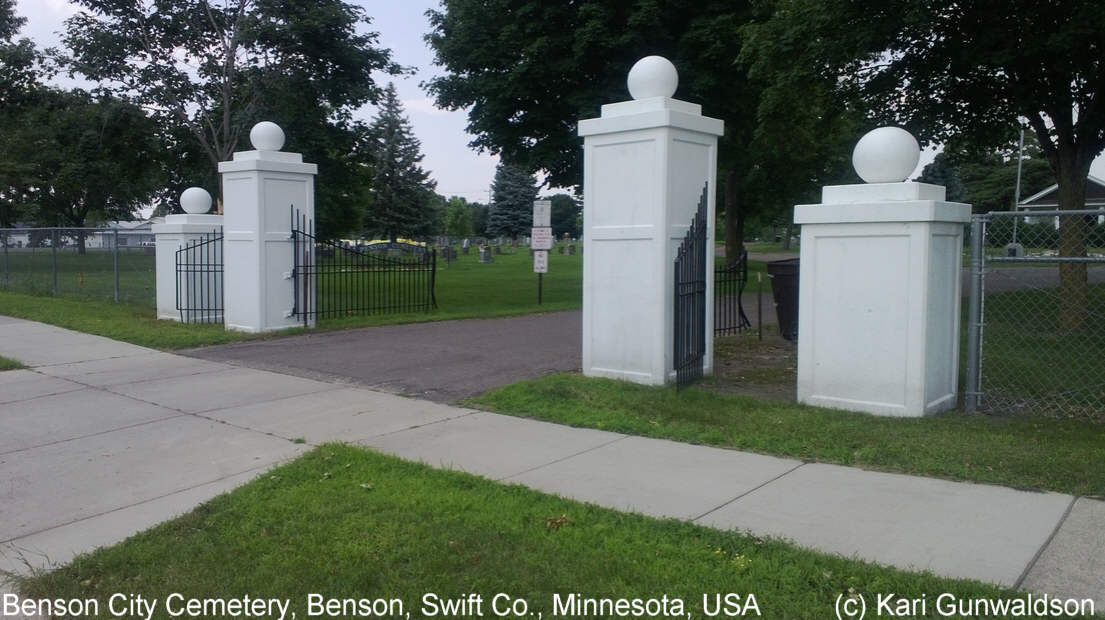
top-left (766, 258), bottom-right (799, 341)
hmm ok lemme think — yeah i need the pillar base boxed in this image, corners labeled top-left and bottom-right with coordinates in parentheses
top-left (794, 191), bottom-right (970, 417)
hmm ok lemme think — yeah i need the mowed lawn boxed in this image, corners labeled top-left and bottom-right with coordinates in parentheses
top-left (0, 245), bottom-right (586, 348)
top-left (17, 445), bottom-right (1040, 620)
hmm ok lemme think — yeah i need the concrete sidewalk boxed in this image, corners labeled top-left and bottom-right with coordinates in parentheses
top-left (1, 316), bottom-right (1101, 609)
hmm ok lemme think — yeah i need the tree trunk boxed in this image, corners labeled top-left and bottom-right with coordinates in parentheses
top-left (723, 169), bottom-right (744, 266)
top-left (77, 229), bottom-right (87, 255)
top-left (782, 210), bottom-right (794, 251)
top-left (1056, 160), bottom-right (1091, 330)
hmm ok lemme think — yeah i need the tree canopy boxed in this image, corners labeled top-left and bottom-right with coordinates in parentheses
top-left (61, 0), bottom-right (403, 238)
top-left (1, 3), bottom-right (162, 232)
top-left (745, 0), bottom-right (1105, 326)
top-left (425, 0), bottom-right (861, 257)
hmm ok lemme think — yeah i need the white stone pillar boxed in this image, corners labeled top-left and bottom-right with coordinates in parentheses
top-left (152, 188), bottom-right (223, 322)
top-left (218, 122), bottom-right (317, 333)
top-left (578, 57), bottom-right (724, 385)
top-left (794, 127), bottom-right (971, 417)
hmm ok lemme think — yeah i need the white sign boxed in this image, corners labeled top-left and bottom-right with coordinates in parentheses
top-left (532, 200), bottom-right (551, 228)
top-left (533, 250), bottom-right (548, 273)
top-left (531, 226), bottom-right (553, 250)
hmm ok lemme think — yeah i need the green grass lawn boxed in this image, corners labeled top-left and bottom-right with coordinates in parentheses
top-left (0, 355), bottom-right (25, 370)
top-left (978, 283), bottom-right (1105, 418)
top-left (17, 445), bottom-right (1041, 620)
top-left (467, 374), bottom-right (1105, 498)
top-left (0, 292), bottom-right (278, 349)
top-left (2, 247), bottom-right (156, 305)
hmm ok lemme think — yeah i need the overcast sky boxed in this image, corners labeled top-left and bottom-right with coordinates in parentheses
top-left (12, 0), bottom-right (1105, 202)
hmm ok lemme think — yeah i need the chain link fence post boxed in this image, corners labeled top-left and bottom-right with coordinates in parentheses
top-left (51, 228), bottom-right (58, 296)
top-left (2, 230), bottom-right (8, 290)
top-left (965, 215), bottom-right (985, 413)
top-left (113, 229), bottom-right (120, 302)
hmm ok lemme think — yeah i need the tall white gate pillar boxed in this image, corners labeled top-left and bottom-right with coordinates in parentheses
top-left (794, 127), bottom-right (971, 416)
top-left (578, 57), bottom-right (724, 385)
top-left (219, 122), bottom-right (317, 333)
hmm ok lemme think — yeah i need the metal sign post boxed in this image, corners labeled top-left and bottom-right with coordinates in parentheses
top-left (532, 201), bottom-right (552, 304)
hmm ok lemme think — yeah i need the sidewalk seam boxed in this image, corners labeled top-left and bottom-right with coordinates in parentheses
top-left (690, 462), bottom-right (807, 522)
top-left (498, 434), bottom-right (630, 482)
top-left (0, 413), bottom-right (187, 457)
top-left (1013, 495), bottom-right (1079, 589)
top-left (0, 459), bottom-right (292, 547)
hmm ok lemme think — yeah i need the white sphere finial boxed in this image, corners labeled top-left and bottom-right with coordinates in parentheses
top-left (179, 187), bottom-right (212, 214)
top-left (627, 56), bottom-right (678, 100)
top-left (852, 127), bottom-right (920, 183)
top-left (250, 121), bottom-right (285, 151)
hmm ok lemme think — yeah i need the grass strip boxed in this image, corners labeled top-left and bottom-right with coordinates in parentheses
top-left (0, 355), bottom-right (25, 371)
top-left (466, 374), bottom-right (1105, 498)
top-left (18, 445), bottom-right (1043, 620)
top-left (0, 292), bottom-right (272, 349)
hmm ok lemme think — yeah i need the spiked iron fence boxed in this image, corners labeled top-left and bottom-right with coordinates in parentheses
top-left (291, 210), bottom-right (436, 327)
top-left (674, 186), bottom-right (709, 389)
top-left (174, 230), bottom-right (223, 323)
top-left (715, 248), bottom-right (751, 336)
top-left (965, 209), bottom-right (1105, 420)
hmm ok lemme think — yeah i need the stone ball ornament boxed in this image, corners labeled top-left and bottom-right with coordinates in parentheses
top-left (250, 121), bottom-right (285, 151)
top-left (179, 187), bottom-right (212, 214)
top-left (627, 56), bottom-right (678, 100)
top-left (852, 127), bottom-right (921, 183)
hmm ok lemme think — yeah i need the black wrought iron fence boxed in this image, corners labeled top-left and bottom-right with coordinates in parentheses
top-left (291, 210), bottom-right (437, 327)
top-left (174, 230), bottom-right (223, 323)
top-left (673, 186), bottom-right (709, 389)
top-left (715, 248), bottom-right (751, 336)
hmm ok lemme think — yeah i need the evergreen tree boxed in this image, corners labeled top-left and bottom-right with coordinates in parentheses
top-left (364, 83), bottom-right (437, 241)
top-left (486, 164), bottom-right (537, 240)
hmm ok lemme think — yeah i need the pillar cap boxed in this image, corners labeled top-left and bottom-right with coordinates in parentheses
top-left (853, 127), bottom-right (920, 183)
top-left (627, 56), bottom-right (678, 99)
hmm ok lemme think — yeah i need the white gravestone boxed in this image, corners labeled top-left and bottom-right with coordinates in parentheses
top-left (218, 122), bottom-right (318, 333)
top-left (578, 56), bottom-right (723, 385)
top-left (794, 127), bottom-right (971, 416)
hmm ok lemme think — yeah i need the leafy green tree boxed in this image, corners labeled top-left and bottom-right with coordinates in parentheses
top-left (745, 0), bottom-right (1105, 327)
top-left (425, 0), bottom-right (858, 261)
top-left (486, 164), bottom-right (537, 240)
top-left (0, 0), bottom-right (40, 225)
top-left (546, 193), bottom-right (581, 239)
top-left (62, 0), bottom-right (403, 238)
top-left (470, 202), bottom-right (489, 237)
top-left (443, 196), bottom-right (474, 238)
top-left (13, 91), bottom-right (164, 248)
top-left (0, 3), bottom-right (161, 235)
top-left (364, 83), bottom-right (437, 242)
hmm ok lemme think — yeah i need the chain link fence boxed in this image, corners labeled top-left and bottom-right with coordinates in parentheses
top-left (964, 210), bottom-right (1105, 421)
top-left (1, 227), bottom-right (157, 306)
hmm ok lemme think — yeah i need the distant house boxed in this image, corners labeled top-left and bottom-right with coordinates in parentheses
top-left (1017, 174), bottom-right (1105, 227)
top-left (88, 219), bottom-right (162, 248)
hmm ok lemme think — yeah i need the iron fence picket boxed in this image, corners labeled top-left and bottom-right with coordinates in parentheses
top-left (290, 209), bottom-right (436, 323)
top-left (674, 185), bottom-right (709, 389)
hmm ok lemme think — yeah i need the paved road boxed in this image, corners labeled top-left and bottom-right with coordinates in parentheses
top-left (184, 312), bottom-right (585, 403)
top-left (185, 299), bottom-right (779, 403)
